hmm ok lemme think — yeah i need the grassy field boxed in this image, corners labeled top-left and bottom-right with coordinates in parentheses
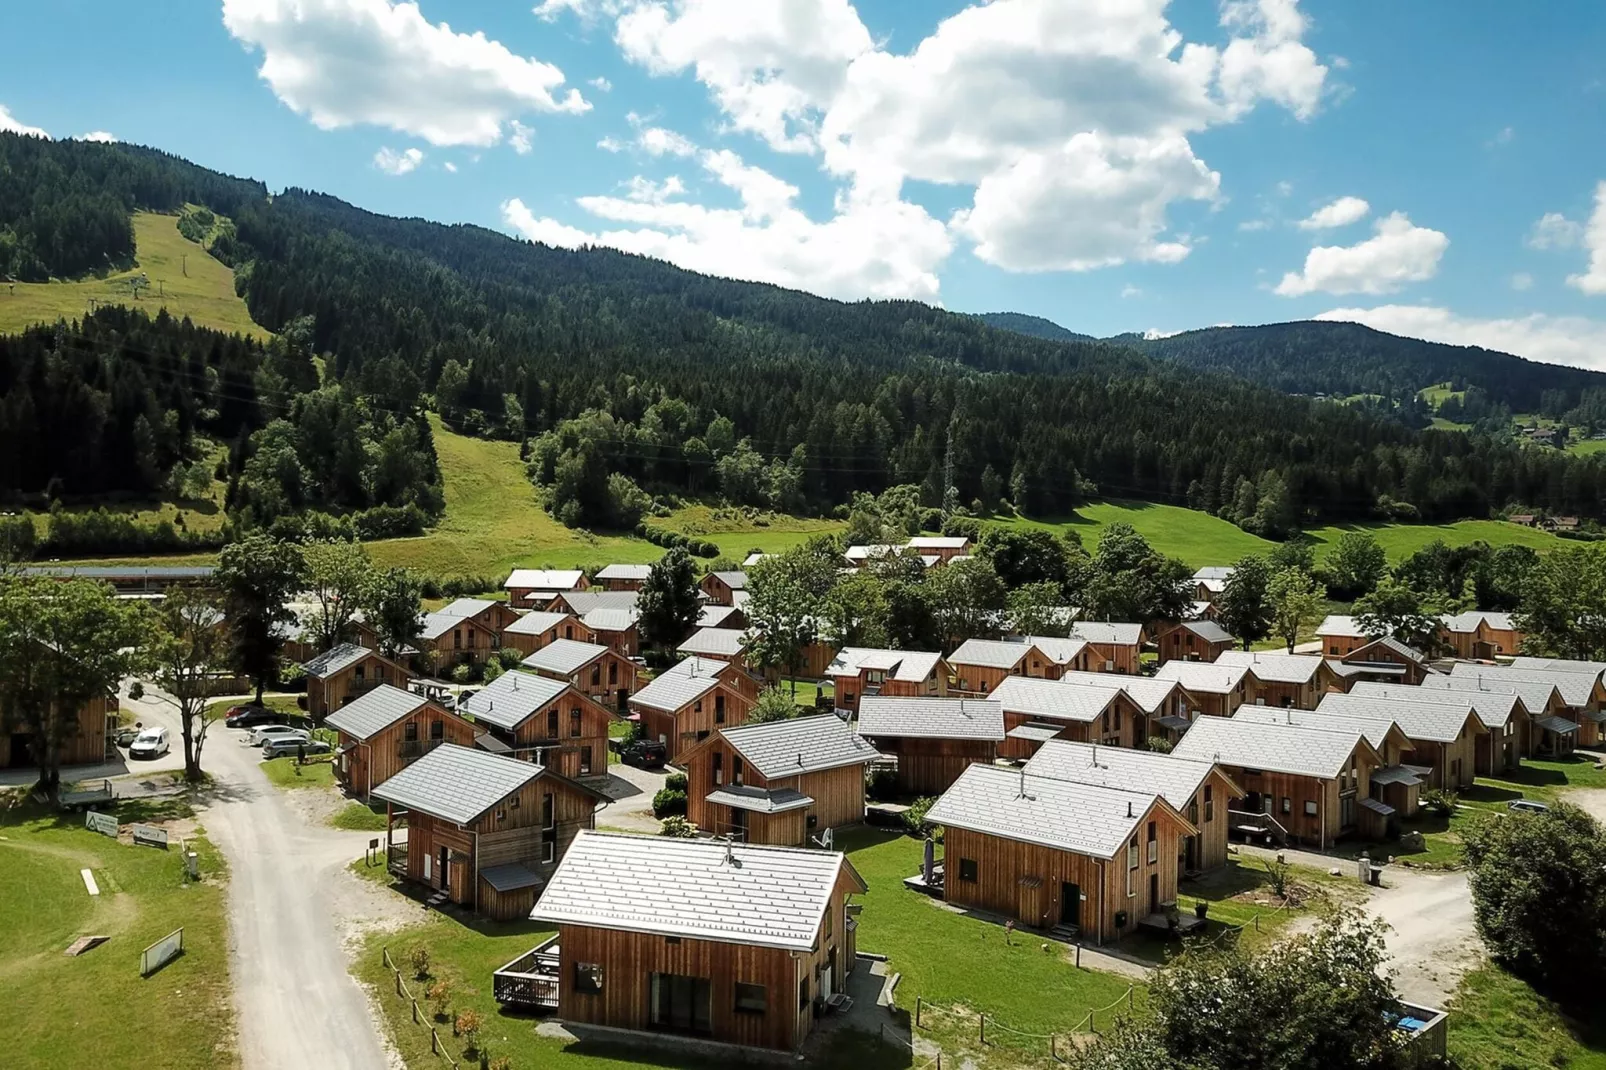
top-left (1448, 964), bottom-right (1606, 1069)
top-left (1569, 438), bottom-right (1606, 456)
top-left (0, 211), bottom-right (264, 339)
top-left (260, 755), bottom-right (335, 789)
top-left (330, 802), bottom-right (388, 831)
top-left (0, 798), bottom-right (235, 1070)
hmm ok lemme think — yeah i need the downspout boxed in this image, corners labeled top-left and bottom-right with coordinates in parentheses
top-left (1097, 859), bottom-right (1106, 946)
top-left (472, 826), bottom-right (481, 914)
top-left (1320, 779), bottom-right (1327, 851)
top-left (361, 738), bottom-right (373, 799)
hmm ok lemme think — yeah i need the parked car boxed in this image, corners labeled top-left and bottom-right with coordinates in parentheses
top-left (114, 725), bottom-right (142, 747)
top-left (249, 725), bottom-right (312, 747)
top-left (262, 737), bottom-right (331, 760)
top-left (1508, 799), bottom-right (1550, 814)
top-left (619, 738), bottom-right (667, 769)
top-left (128, 726), bottom-right (170, 760)
top-left (225, 705), bottom-right (287, 729)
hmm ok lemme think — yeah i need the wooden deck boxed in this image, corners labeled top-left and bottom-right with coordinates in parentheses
top-left (493, 935), bottom-right (561, 1011)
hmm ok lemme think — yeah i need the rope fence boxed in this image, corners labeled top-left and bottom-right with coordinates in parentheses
top-left (381, 946), bottom-right (461, 1069)
top-left (913, 987), bottom-right (1138, 1064)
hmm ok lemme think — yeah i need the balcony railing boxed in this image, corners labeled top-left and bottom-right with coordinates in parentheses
top-left (397, 738), bottom-right (443, 761)
top-left (493, 935), bottom-right (561, 1010)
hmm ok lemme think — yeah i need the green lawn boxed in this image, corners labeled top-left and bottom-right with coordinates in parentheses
top-left (1568, 438), bottom-right (1606, 456)
top-left (260, 755), bottom-right (335, 789)
top-left (780, 677), bottom-right (834, 710)
top-left (202, 694), bottom-right (306, 722)
top-left (0, 211), bottom-right (265, 339)
top-left (0, 798), bottom-right (234, 1070)
top-left (1448, 964), bottom-right (1606, 1069)
top-left (1462, 754), bottom-right (1606, 808)
top-left (331, 802), bottom-right (388, 831)
top-left (1300, 518), bottom-right (1566, 561)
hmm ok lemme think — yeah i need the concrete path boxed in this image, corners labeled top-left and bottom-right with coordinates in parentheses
top-left (125, 687), bottom-right (393, 1070)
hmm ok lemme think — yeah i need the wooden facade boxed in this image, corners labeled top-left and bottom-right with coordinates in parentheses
top-left (332, 701), bottom-right (477, 798)
top-left (1154, 623), bottom-right (1234, 665)
top-left (0, 691), bottom-right (116, 768)
top-left (307, 651), bottom-right (411, 720)
top-left (995, 691), bottom-right (1142, 761)
top-left (528, 647), bottom-right (638, 713)
top-left (587, 619), bottom-right (641, 658)
top-left (827, 657), bottom-right (949, 714)
top-left (506, 572), bottom-right (587, 609)
top-left (502, 614), bottom-right (593, 656)
top-left (1226, 758), bottom-right (1379, 848)
top-left (682, 743), bottom-right (868, 845)
top-left (632, 682), bottom-right (755, 764)
top-left (420, 614), bottom-right (503, 669)
top-left (864, 735), bottom-right (994, 796)
top-left (1339, 640), bottom-right (1431, 685)
top-left (1441, 618), bottom-right (1523, 661)
top-left (1081, 640), bottom-right (1141, 675)
top-left (484, 688), bottom-right (615, 780)
top-left (949, 651), bottom-right (1030, 698)
top-left (699, 573), bottom-right (745, 606)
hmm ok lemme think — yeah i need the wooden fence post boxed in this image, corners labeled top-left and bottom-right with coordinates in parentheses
top-left (1075, 943), bottom-right (1082, 968)
top-left (916, 996), bottom-right (923, 1028)
top-left (395, 971), bottom-right (403, 996)
top-left (979, 1013), bottom-right (986, 1045)
top-left (411, 998), bottom-right (420, 1023)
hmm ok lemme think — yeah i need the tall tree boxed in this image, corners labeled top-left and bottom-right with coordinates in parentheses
top-left (302, 539), bottom-right (374, 651)
top-left (819, 570), bottom-right (890, 649)
top-left (1354, 577), bottom-right (1441, 650)
top-left (1215, 556), bottom-right (1273, 650)
top-left (1267, 567), bottom-right (1326, 654)
top-left (743, 544), bottom-right (839, 692)
top-left (147, 587), bottom-right (230, 782)
top-left (1513, 545), bottom-right (1606, 659)
top-left (0, 575), bottom-right (144, 798)
top-left (638, 548), bottom-right (702, 652)
top-left (1082, 523), bottom-right (1192, 623)
top-left (217, 533), bottom-right (305, 704)
top-left (1323, 532), bottom-right (1387, 598)
top-left (363, 566), bottom-right (425, 658)
top-left (925, 557), bottom-right (1007, 649)
top-left (976, 526), bottom-right (1073, 591)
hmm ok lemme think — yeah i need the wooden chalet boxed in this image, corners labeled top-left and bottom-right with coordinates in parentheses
top-left (324, 684), bottom-right (477, 798)
top-left (1056, 671), bottom-right (1198, 740)
top-left (460, 670), bottom-right (613, 779)
top-left (987, 675), bottom-right (1135, 760)
top-left (1451, 664), bottom-right (1595, 749)
top-left (593, 564), bottom-right (653, 592)
top-left (855, 696), bottom-right (1003, 796)
top-left (1350, 681), bottom-right (1528, 776)
top-left (1316, 614), bottom-right (1369, 657)
top-left (1216, 650), bottom-right (1341, 709)
top-left (1023, 740), bottom-right (1242, 874)
top-left (580, 607), bottom-right (641, 658)
top-left (1326, 637), bottom-right (1433, 689)
top-left (1424, 674), bottom-right (1573, 759)
top-left (417, 607), bottom-right (502, 669)
top-left (697, 604), bottom-right (748, 631)
top-left (627, 661), bottom-right (756, 763)
top-left (1190, 566), bottom-right (1232, 603)
top-left (1153, 619), bottom-right (1236, 665)
top-left (0, 689), bottom-right (116, 768)
top-left (1070, 622), bottom-right (1144, 674)
top-left (1152, 660), bottom-right (1253, 717)
top-left (825, 648), bottom-right (949, 715)
top-left (927, 765), bottom-right (1197, 943)
top-left (1439, 611), bottom-right (1522, 661)
top-left (1172, 716), bottom-right (1385, 848)
top-left (1316, 693), bottom-right (1484, 790)
top-left (504, 569), bottom-right (587, 610)
top-left (529, 832), bottom-right (866, 1052)
top-left (501, 611), bottom-right (593, 657)
top-left (680, 715), bottom-right (881, 844)
top-left (302, 643), bottom-right (412, 720)
top-left (906, 536), bottom-right (972, 563)
top-left (437, 597), bottom-right (521, 633)
top-left (1234, 706), bottom-right (1422, 818)
top-left (946, 637), bottom-right (1085, 697)
top-left (550, 590), bottom-right (640, 617)
top-left (1507, 658), bottom-right (1606, 747)
top-left (521, 639), bottom-right (637, 713)
top-left (699, 570), bottom-right (747, 607)
top-left (676, 626), bottom-right (750, 664)
top-left (374, 744), bottom-right (606, 920)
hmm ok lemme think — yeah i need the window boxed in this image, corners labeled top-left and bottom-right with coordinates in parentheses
top-left (580, 746), bottom-right (593, 774)
top-left (571, 708), bottom-right (582, 738)
top-left (799, 977), bottom-right (811, 1010)
top-left (1114, 706), bottom-right (1122, 731)
top-left (542, 792), bottom-right (557, 863)
top-left (495, 808), bottom-right (507, 823)
top-left (564, 625), bottom-right (573, 640)
top-left (1304, 800), bottom-right (1318, 817)
top-left (825, 904), bottom-right (833, 939)
top-left (547, 708), bottom-right (559, 738)
top-left (734, 982), bottom-right (767, 1014)
top-left (1204, 785), bottom-right (1214, 822)
top-left (591, 664), bottom-right (601, 687)
top-left (958, 858), bottom-right (978, 882)
top-left (733, 757), bottom-right (744, 785)
top-left (1281, 797), bottom-right (1292, 815)
top-left (715, 694), bottom-right (726, 723)
top-left (453, 628), bottom-right (462, 650)
top-left (1147, 821), bottom-right (1157, 864)
top-left (1102, 709), bottom-right (1110, 731)
top-left (542, 793), bottom-right (555, 828)
top-left (609, 661), bottom-right (618, 685)
top-left (693, 698), bottom-right (703, 714)
top-left (510, 792), bottom-right (520, 810)
top-left (430, 720), bottom-right (444, 741)
top-left (1127, 838), bottom-right (1138, 870)
top-left (574, 963), bottom-right (604, 994)
top-left (404, 722), bottom-right (419, 742)
top-left (1188, 800), bottom-right (1199, 824)
top-left (712, 752), bottom-right (724, 786)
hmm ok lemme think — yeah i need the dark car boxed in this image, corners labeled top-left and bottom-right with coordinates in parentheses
top-left (225, 704), bottom-right (287, 729)
top-left (619, 739), bottom-right (667, 770)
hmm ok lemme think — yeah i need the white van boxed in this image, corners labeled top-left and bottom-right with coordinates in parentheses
top-left (128, 726), bottom-right (170, 759)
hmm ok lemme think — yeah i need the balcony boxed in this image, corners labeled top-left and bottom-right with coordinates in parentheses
top-left (493, 935), bottom-right (561, 1011)
top-left (397, 738), bottom-right (443, 761)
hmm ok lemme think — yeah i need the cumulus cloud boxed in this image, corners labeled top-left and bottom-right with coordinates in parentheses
top-left (509, 120), bottom-right (534, 154)
top-left (78, 130), bottom-right (118, 143)
top-left (1315, 304), bottom-right (1606, 370)
top-left (1567, 181), bottom-right (1606, 296)
top-left (222, 0), bottom-right (588, 147)
top-left (1275, 212), bottom-right (1448, 296)
top-left (1528, 211), bottom-right (1582, 250)
top-left (533, 0), bottom-right (624, 22)
top-left (588, 76), bottom-right (612, 91)
top-left (0, 105), bottom-right (48, 138)
top-left (502, 147), bottom-right (952, 301)
top-left (1296, 195), bottom-right (1369, 230)
top-left (373, 145), bottom-right (424, 174)
top-left (443, 161), bottom-right (458, 172)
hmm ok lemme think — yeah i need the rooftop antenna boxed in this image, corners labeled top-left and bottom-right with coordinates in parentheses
top-left (722, 836), bottom-right (742, 868)
top-left (1126, 799), bottom-right (1134, 818)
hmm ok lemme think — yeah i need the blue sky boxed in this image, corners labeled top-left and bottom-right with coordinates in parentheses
top-left (3, 0), bottom-right (1606, 365)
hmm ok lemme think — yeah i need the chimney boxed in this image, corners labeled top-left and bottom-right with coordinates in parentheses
top-left (1126, 800), bottom-right (1134, 818)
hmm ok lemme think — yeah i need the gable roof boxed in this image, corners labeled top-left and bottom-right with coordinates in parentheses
top-left (1511, 656), bottom-right (1606, 678)
top-left (928, 764), bottom-right (1191, 860)
top-left (1165, 619), bottom-right (1235, 644)
top-left (1317, 614), bottom-right (1366, 638)
top-left (1232, 705), bottom-right (1405, 754)
top-left (1023, 739), bottom-right (1231, 812)
top-left (1216, 649), bottom-right (1326, 685)
top-left (662, 655), bottom-right (742, 681)
top-left (581, 607), bottom-right (640, 633)
top-left (629, 667), bottom-right (724, 712)
top-left (556, 590), bottom-right (640, 615)
top-left (1441, 610), bottom-right (1517, 634)
top-left (504, 569), bottom-right (585, 590)
top-left (1172, 715), bottom-right (1375, 779)
top-left (718, 715), bottom-right (882, 778)
top-left (419, 609), bottom-right (490, 642)
top-left (459, 670), bottom-right (572, 731)
top-left (709, 570), bottom-right (748, 590)
top-left (303, 642), bottom-right (382, 678)
top-left (503, 611), bottom-right (575, 637)
top-left (1421, 673), bottom-right (1557, 717)
top-left (437, 597), bottom-right (497, 619)
top-left (1026, 635), bottom-right (1089, 665)
top-left (520, 638), bottom-right (611, 676)
top-left (987, 675), bottom-right (1116, 724)
top-left (827, 647), bottom-right (945, 682)
top-left (1450, 663), bottom-right (1597, 707)
top-left (947, 638), bottom-right (1035, 670)
top-left (1349, 681), bottom-right (1520, 731)
top-left (856, 697), bottom-right (1004, 741)
top-left (1053, 670), bottom-right (1182, 715)
top-left (698, 604), bottom-right (744, 628)
top-left (1071, 622), bottom-right (1144, 646)
top-left (908, 536), bottom-right (970, 550)
top-left (1315, 692), bottom-right (1486, 744)
top-left (1192, 566), bottom-right (1235, 582)
top-left (324, 684), bottom-right (431, 740)
top-left (531, 830), bottom-right (860, 951)
top-left (371, 743), bottom-right (545, 825)
top-left (1153, 660), bottom-right (1249, 695)
top-left (1343, 635), bottom-right (1428, 664)
top-left (594, 564), bottom-right (653, 582)
top-left (678, 627), bottom-right (749, 657)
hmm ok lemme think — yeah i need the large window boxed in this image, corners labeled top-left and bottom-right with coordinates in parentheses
top-left (542, 792), bottom-right (557, 863)
top-left (1204, 785), bottom-right (1214, 822)
top-left (547, 708), bottom-right (559, 738)
top-left (650, 973), bottom-right (713, 1035)
top-left (574, 962), bottom-right (603, 994)
top-left (958, 858), bottom-right (978, 882)
top-left (734, 982), bottom-right (767, 1014)
top-left (1147, 821), bottom-right (1158, 864)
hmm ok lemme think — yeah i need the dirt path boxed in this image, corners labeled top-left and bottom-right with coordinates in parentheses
top-left (1559, 786), bottom-right (1606, 824)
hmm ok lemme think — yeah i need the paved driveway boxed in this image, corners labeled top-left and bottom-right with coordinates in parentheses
top-left (591, 759), bottom-right (669, 833)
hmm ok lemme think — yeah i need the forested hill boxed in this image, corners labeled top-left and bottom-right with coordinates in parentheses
top-left (974, 311), bottom-right (1094, 343)
top-left (7, 129), bottom-right (1606, 535)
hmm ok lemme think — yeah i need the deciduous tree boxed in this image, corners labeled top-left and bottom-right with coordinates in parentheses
top-left (364, 566), bottom-right (425, 659)
top-left (1268, 567), bottom-right (1326, 654)
top-left (1215, 556), bottom-right (1272, 650)
top-left (147, 587), bottom-right (230, 781)
top-left (217, 533), bottom-right (305, 704)
top-left (303, 539), bottom-right (374, 651)
top-left (638, 548), bottom-right (702, 652)
top-left (1323, 532), bottom-right (1387, 599)
top-left (1355, 577), bottom-right (1440, 650)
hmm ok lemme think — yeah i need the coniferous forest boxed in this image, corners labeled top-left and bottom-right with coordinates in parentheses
top-left (5, 130), bottom-right (1606, 541)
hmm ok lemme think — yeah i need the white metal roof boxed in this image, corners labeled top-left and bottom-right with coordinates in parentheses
top-left (504, 569), bottom-right (584, 590)
top-left (1315, 693), bottom-right (1484, 744)
top-left (530, 831), bottom-right (855, 951)
top-left (948, 638), bottom-right (1035, 669)
top-left (677, 627), bottom-right (748, 657)
top-left (1232, 705), bottom-right (1398, 753)
top-left (908, 536), bottom-right (970, 550)
top-left (662, 655), bottom-right (741, 680)
top-left (828, 647), bottom-right (945, 683)
top-left (1421, 673), bottom-right (1557, 716)
top-left (1216, 649), bottom-right (1325, 685)
top-left (719, 714), bottom-right (882, 778)
top-left (987, 675), bottom-right (1115, 723)
top-left (697, 604), bottom-right (743, 628)
top-left (1071, 622), bottom-right (1144, 646)
top-left (1023, 739), bottom-right (1222, 812)
top-left (1026, 635), bottom-right (1089, 666)
top-left (1171, 619), bottom-right (1235, 644)
top-left (1450, 663), bottom-right (1597, 707)
top-left (459, 670), bottom-right (571, 730)
top-left (1153, 660), bottom-right (1249, 694)
top-left (1054, 671), bottom-right (1181, 715)
top-left (629, 668), bottom-right (723, 713)
top-left (371, 743), bottom-right (544, 825)
top-left (437, 597), bottom-right (497, 619)
top-left (1349, 681), bottom-right (1519, 731)
top-left (1511, 656), bottom-right (1606, 677)
top-left (520, 638), bottom-right (610, 676)
top-left (419, 609), bottom-right (475, 641)
top-left (856, 697), bottom-right (1004, 741)
top-left (324, 684), bottom-right (430, 740)
top-left (1172, 715), bottom-right (1370, 779)
top-left (1317, 614), bottom-right (1366, 638)
top-left (302, 642), bottom-right (377, 678)
top-left (1192, 566), bottom-right (1235, 582)
top-left (1440, 611), bottom-right (1516, 634)
top-left (927, 764), bottom-right (1178, 860)
top-left (709, 571), bottom-right (748, 589)
top-left (594, 564), bottom-right (653, 582)
top-left (705, 786), bottom-right (814, 814)
top-left (581, 607), bottom-right (640, 633)
top-left (503, 611), bottom-right (574, 636)
top-left (555, 591), bottom-right (641, 615)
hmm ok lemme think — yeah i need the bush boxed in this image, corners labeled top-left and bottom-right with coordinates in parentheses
top-left (39, 506), bottom-right (229, 557)
top-left (864, 766), bottom-right (898, 801)
top-left (940, 515), bottom-right (981, 540)
top-left (426, 979), bottom-right (452, 1021)
top-left (1144, 735), bottom-right (1174, 753)
top-left (1420, 787), bottom-right (1458, 814)
top-left (450, 663), bottom-right (475, 684)
top-left (664, 772), bottom-right (688, 792)
top-left (918, 507), bottom-right (944, 533)
top-left (652, 787), bottom-right (688, 818)
top-left (409, 945), bottom-right (431, 980)
top-left (659, 815), bottom-right (699, 837)
top-left (497, 647), bottom-right (523, 669)
top-left (482, 660), bottom-right (504, 684)
top-left (901, 796), bottom-right (936, 835)
top-left (454, 1009), bottom-right (483, 1052)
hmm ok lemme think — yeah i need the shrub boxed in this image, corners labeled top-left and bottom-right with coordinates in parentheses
top-left (497, 647), bottom-right (523, 669)
top-left (918, 507), bottom-right (944, 532)
top-left (455, 1009), bottom-right (483, 1052)
top-left (450, 663), bottom-right (474, 684)
top-left (426, 979), bottom-right (452, 1021)
top-left (659, 815), bottom-right (699, 838)
top-left (1420, 787), bottom-right (1458, 815)
top-left (1144, 735), bottom-right (1174, 753)
top-left (409, 945), bottom-right (431, 979)
top-left (901, 796), bottom-right (936, 835)
top-left (664, 772), bottom-right (688, 792)
top-left (864, 766), bottom-right (898, 801)
top-left (482, 660), bottom-right (504, 684)
top-left (652, 787), bottom-right (688, 817)
top-left (940, 515), bottom-right (981, 540)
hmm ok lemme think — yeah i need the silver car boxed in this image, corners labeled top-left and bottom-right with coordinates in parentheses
top-left (261, 737), bottom-right (331, 760)
top-left (249, 725), bottom-right (311, 747)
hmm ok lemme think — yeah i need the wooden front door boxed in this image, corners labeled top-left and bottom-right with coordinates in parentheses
top-left (1059, 882), bottom-right (1080, 929)
top-left (438, 846), bottom-right (451, 890)
top-left (1148, 873), bottom-right (1159, 915)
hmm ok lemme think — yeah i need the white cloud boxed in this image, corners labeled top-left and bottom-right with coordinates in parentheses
top-left (443, 161), bottom-right (458, 172)
top-left (622, 174), bottom-right (685, 203)
top-left (1275, 212), bottom-right (1448, 296)
top-left (636, 124), bottom-right (696, 157)
top-left (588, 76), bottom-right (612, 91)
top-left (1528, 211), bottom-right (1582, 250)
top-left (0, 105), bottom-right (48, 138)
top-left (509, 119), bottom-right (534, 154)
top-left (1315, 304), bottom-right (1606, 370)
top-left (1216, 0), bottom-right (1328, 120)
top-left (1566, 181), bottom-right (1606, 296)
top-left (222, 0), bottom-right (588, 147)
top-left (1487, 124), bottom-right (1514, 148)
top-left (373, 145), bottom-right (424, 174)
top-left (1296, 195), bottom-right (1369, 230)
top-left (597, 136), bottom-right (624, 152)
top-left (1510, 272), bottom-right (1533, 292)
top-left (1238, 218), bottom-right (1272, 232)
top-left (78, 130), bottom-right (118, 143)
top-left (1121, 284), bottom-right (1142, 298)
top-left (502, 147), bottom-right (952, 301)
top-left (534, 0), bottom-right (624, 23)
